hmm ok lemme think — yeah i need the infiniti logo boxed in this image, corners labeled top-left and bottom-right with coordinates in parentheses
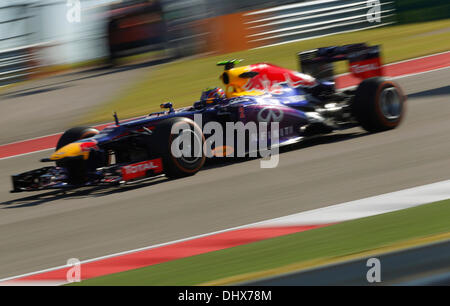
top-left (257, 107), bottom-right (284, 122)
top-left (351, 63), bottom-right (380, 74)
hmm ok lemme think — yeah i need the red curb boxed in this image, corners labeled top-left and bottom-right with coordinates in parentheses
top-left (0, 123), bottom-right (111, 159)
top-left (12, 225), bottom-right (328, 283)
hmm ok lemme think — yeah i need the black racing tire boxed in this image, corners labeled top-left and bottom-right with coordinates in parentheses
top-left (151, 117), bottom-right (205, 179)
top-left (352, 77), bottom-right (406, 133)
top-left (56, 126), bottom-right (99, 150)
top-left (55, 127), bottom-right (99, 182)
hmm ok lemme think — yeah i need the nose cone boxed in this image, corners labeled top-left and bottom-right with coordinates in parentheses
top-left (50, 143), bottom-right (88, 161)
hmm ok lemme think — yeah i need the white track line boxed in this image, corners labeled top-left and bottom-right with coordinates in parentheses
top-left (252, 179), bottom-right (450, 227)
top-left (1, 178), bottom-right (450, 284)
top-left (0, 132), bottom-right (61, 147)
top-left (0, 148), bottom-right (54, 161)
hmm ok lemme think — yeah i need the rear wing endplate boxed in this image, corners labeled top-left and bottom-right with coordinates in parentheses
top-left (298, 43), bottom-right (383, 84)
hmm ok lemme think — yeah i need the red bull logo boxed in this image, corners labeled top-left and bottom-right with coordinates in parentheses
top-left (242, 64), bottom-right (316, 94)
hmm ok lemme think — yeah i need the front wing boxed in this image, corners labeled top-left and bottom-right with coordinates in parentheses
top-left (10, 158), bottom-right (164, 193)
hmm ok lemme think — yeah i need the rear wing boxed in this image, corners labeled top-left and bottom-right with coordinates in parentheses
top-left (298, 43), bottom-right (383, 84)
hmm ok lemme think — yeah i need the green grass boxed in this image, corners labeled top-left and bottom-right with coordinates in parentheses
top-left (72, 199), bottom-right (450, 286)
top-left (80, 19), bottom-right (450, 125)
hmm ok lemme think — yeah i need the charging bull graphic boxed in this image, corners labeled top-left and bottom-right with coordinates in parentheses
top-left (242, 64), bottom-right (317, 94)
top-left (219, 60), bottom-right (317, 98)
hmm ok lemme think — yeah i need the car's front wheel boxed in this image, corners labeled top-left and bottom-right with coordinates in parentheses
top-left (55, 126), bottom-right (99, 184)
top-left (151, 117), bottom-right (205, 179)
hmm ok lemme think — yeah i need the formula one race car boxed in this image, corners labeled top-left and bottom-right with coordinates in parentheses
top-left (11, 43), bottom-right (406, 192)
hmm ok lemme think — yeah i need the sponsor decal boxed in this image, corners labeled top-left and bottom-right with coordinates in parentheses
top-left (121, 159), bottom-right (163, 181)
top-left (257, 107), bottom-right (284, 123)
top-left (238, 106), bottom-right (245, 119)
top-left (351, 63), bottom-right (380, 74)
top-left (286, 95), bottom-right (306, 103)
top-left (279, 125), bottom-right (294, 137)
top-left (79, 140), bottom-right (98, 152)
top-left (242, 64), bottom-right (316, 94)
top-left (350, 57), bottom-right (383, 79)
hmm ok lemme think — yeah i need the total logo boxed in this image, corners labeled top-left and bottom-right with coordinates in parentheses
top-left (121, 159), bottom-right (163, 180)
top-left (123, 162), bottom-right (158, 174)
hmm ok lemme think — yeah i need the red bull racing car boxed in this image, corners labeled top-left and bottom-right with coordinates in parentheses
top-left (11, 43), bottom-right (406, 193)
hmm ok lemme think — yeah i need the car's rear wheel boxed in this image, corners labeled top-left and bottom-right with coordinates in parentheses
top-left (151, 117), bottom-right (205, 179)
top-left (352, 77), bottom-right (406, 133)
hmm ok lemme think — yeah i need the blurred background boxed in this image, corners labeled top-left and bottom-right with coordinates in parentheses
top-left (0, 0), bottom-right (447, 87)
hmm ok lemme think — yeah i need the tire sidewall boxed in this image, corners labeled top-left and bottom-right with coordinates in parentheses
top-left (374, 80), bottom-right (406, 128)
top-left (56, 127), bottom-right (99, 150)
top-left (353, 77), bottom-right (406, 132)
top-left (55, 127), bottom-right (99, 171)
top-left (152, 117), bottom-right (205, 178)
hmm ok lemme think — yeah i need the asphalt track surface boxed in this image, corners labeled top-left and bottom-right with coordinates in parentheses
top-left (0, 68), bottom-right (449, 279)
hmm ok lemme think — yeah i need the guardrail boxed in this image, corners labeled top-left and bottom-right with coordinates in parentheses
top-left (0, 44), bottom-right (41, 87)
top-left (0, 2), bottom-right (37, 87)
top-left (244, 0), bottom-right (396, 49)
